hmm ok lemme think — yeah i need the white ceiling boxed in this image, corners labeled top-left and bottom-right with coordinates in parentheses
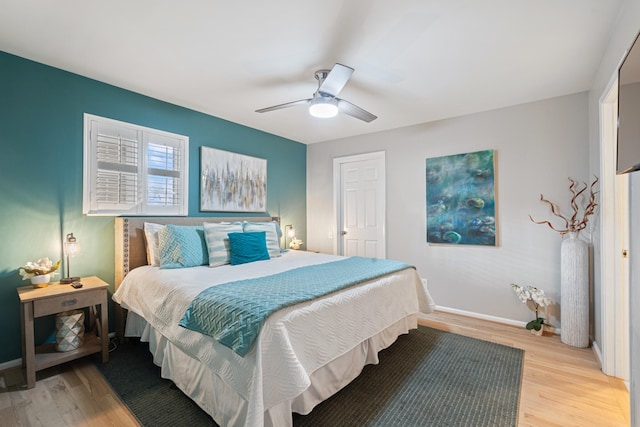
top-left (0, 0), bottom-right (623, 144)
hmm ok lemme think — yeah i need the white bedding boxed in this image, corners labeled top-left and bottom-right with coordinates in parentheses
top-left (113, 251), bottom-right (435, 426)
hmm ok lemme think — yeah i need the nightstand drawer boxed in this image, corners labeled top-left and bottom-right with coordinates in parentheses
top-left (33, 289), bottom-right (104, 317)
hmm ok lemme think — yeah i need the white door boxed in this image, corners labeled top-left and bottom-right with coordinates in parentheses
top-left (333, 151), bottom-right (386, 258)
top-left (599, 77), bottom-right (630, 380)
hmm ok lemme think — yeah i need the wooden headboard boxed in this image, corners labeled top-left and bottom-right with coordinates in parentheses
top-left (114, 216), bottom-right (279, 289)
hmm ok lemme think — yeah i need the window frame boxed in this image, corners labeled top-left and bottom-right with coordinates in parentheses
top-left (82, 113), bottom-right (189, 216)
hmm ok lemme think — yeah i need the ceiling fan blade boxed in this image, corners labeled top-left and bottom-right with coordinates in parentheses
top-left (318, 63), bottom-right (354, 97)
top-left (337, 98), bottom-right (377, 122)
top-left (255, 99), bottom-right (310, 113)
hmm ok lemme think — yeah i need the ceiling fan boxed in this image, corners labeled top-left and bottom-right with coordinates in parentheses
top-left (255, 63), bottom-right (377, 122)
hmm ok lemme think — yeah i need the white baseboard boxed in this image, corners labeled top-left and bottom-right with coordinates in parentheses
top-left (0, 358), bottom-right (22, 371)
top-left (592, 340), bottom-right (604, 369)
top-left (433, 305), bottom-right (561, 335)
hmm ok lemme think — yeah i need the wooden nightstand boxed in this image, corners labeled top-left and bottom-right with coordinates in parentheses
top-left (17, 276), bottom-right (109, 388)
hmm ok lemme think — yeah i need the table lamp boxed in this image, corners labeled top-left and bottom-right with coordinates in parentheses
top-left (60, 233), bottom-right (81, 284)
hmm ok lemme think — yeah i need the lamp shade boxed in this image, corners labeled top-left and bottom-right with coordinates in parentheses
top-left (309, 97), bottom-right (338, 118)
top-left (61, 233), bottom-right (81, 284)
top-left (64, 233), bottom-right (80, 257)
top-left (283, 224), bottom-right (296, 249)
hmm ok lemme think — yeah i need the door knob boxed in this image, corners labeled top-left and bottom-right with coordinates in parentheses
top-left (340, 231), bottom-right (348, 235)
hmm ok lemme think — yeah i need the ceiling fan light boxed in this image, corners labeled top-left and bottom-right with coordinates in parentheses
top-left (309, 97), bottom-right (338, 118)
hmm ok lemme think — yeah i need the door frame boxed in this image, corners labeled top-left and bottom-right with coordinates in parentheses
top-left (333, 151), bottom-right (386, 256)
top-left (599, 72), bottom-right (630, 381)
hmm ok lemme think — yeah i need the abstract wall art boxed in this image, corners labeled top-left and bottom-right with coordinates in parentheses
top-left (200, 147), bottom-right (267, 212)
top-left (425, 149), bottom-right (497, 246)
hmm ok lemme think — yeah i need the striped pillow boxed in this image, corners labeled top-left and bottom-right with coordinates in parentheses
top-left (203, 222), bottom-right (244, 267)
top-left (243, 221), bottom-right (281, 258)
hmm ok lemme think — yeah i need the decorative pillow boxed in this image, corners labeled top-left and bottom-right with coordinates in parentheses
top-left (203, 222), bottom-right (244, 267)
top-left (243, 221), bottom-right (281, 258)
top-left (158, 224), bottom-right (208, 269)
top-left (228, 231), bottom-right (270, 265)
top-left (143, 222), bottom-right (164, 266)
top-left (274, 221), bottom-right (283, 242)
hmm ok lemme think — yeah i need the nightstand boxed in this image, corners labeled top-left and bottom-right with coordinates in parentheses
top-left (17, 276), bottom-right (109, 388)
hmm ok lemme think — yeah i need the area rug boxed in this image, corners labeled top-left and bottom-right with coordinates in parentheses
top-left (97, 326), bottom-right (523, 426)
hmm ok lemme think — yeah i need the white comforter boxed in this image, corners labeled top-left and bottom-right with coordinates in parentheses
top-left (113, 251), bottom-right (435, 426)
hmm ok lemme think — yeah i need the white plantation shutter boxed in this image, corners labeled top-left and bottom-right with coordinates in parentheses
top-left (83, 114), bottom-right (189, 216)
top-left (94, 122), bottom-right (140, 211)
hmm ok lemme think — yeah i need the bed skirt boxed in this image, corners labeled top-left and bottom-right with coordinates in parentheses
top-left (125, 311), bottom-right (418, 427)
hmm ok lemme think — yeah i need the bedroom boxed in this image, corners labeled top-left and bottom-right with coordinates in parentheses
top-left (0, 1), bottom-right (638, 426)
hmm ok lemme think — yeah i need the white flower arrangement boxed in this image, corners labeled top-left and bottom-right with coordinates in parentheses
top-left (289, 237), bottom-right (304, 249)
top-left (511, 283), bottom-right (552, 331)
top-left (19, 257), bottom-right (61, 280)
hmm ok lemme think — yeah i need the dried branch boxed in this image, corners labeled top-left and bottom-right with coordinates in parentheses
top-left (568, 178), bottom-right (587, 224)
top-left (529, 176), bottom-right (599, 236)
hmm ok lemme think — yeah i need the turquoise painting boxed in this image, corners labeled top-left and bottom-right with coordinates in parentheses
top-left (426, 149), bottom-right (496, 246)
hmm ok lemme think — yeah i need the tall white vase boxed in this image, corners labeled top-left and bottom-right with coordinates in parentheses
top-left (560, 232), bottom-right (589, 347)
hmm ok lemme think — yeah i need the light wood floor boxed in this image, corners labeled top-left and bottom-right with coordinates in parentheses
top-left (0, 311), bottom-right (630, 426)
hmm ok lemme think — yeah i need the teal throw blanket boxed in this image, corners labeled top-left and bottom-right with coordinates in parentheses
top-left (179, 256), bottom-right (413, 356)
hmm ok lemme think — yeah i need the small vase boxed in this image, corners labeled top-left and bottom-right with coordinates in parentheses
top-left (30, 274), bottom-right (51, 288)
top-left (530, 327), bottom-right (543, 336)
top-left (55, 310), bottom-right (85, 352)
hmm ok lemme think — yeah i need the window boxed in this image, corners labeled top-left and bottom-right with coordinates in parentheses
top-left (83, 114), bottom-right (189, 216)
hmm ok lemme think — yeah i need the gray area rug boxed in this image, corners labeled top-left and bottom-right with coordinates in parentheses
top-left (97, 326), bottom-right (523, 426)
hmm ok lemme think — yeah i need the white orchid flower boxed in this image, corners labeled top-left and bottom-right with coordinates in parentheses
top-left (511, 283), bottom-right (553, 328)
top-left (18, 257), bottom-right (61, 280)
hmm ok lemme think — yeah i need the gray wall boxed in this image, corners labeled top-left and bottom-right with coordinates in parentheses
top-left (307, 93), bottom-right (589, 327)
top-left (587, 0), bottom-right (640, 423)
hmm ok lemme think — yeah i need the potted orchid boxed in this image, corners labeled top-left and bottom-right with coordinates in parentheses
top-left (19, 257), bottom-right (61, 288)
top-left (511, 283), bottom-right (553, 335)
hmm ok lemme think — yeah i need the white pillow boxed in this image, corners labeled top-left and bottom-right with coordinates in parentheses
top-left (143, 222), bottom-right (165, 266)
top-left (243, 221), bottom-right (281, 258)
top-left (203, 222), bottom-right (244, 267)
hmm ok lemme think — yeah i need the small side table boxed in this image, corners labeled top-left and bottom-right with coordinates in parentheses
top-left (17, 276), bottom-right (109, 388)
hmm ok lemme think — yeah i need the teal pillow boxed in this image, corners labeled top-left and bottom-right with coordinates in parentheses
top-left (158, 224), bottom-right (208, 269)
top-left (228, 231), bottom-right (270, 265)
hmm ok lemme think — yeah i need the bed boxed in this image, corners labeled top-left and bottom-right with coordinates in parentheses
top-left (112, 216), bottom-right (435, 427)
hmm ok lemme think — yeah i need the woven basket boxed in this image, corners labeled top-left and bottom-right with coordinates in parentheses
top-left (55, 310), bottom-right (85, 352)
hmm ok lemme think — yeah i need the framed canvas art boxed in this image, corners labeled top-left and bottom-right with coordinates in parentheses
top-left (425, 149), bottom-right (497, 246)
top-left (200, 147), bottom-right (267, 212)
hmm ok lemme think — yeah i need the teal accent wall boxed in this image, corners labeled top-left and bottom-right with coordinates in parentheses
top-left (0, 51), bottom-right (306, 364)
